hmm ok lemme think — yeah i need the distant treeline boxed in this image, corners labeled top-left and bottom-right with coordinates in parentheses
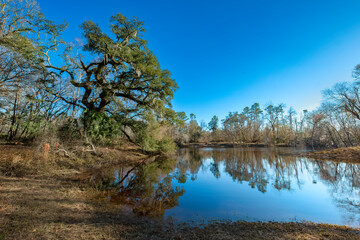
top-left (177, 78), bottom-right (360, 148)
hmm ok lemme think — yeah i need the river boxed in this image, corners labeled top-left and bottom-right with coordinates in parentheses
top-left (93, 147), bottom-right (360, 227)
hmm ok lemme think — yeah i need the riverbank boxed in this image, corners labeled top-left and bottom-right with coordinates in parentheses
top-left (303, 146), bottom-right (360, 163)
top-left (180, 142), bottom-right (293, 148)
top-left (0, 143), bottom-right (153, 177)
top-left (1, 144), bottom-right (360, 239)
top-left (182, 142), bottom-right (360, 164)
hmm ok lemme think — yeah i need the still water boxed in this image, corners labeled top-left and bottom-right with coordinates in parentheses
top-left (95, 147), bottom-right (360, 226)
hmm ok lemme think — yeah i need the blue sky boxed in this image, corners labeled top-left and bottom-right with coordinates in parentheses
top-left (38, 0), bottom-right (360, 123)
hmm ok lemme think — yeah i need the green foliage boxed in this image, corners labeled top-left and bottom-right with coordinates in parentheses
top-left (38, 12), bottom-right (182, 151)
top-left (47, 12), bottom-right (178, 117)
top-left (132, 115), bottom-right (177, 152)
top-left (57, 118), bottom-right (82, 143)
top-left (208, 115), bottom-right (219, 132)
top-left (188, 114), bottom-right (202, 142)
top-left (0, 0), bottom-right (66, 65)
top-left (81, 110), bottom-right (124, 146)
top-left (249, 103), bottom-right (262, 120)
top-left (135, 126), bottom-right (176, 152)
top-left (163, 109), bottom-right (187, 127)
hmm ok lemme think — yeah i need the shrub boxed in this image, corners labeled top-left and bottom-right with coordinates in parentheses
top-left (81, 110), bottom-right (124, 146)
top-left (133, 119), bottom-right (177, 153)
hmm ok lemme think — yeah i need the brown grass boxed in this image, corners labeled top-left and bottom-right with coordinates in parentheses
top-left (0, 144), bottom-right (149, 177)
top-left (0, 145), bottom-right (40, 177)
top-left (304, 146), bottom-right (360, 163)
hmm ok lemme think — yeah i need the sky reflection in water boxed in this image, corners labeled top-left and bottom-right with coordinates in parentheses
top-left (96, 148), bottom-right (360, 227)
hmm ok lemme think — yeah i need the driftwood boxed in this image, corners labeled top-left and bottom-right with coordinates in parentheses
top-left (56, 148), bottom-right (72, 158)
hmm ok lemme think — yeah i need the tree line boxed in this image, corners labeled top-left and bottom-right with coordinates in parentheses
top-left (178, 76), bottom-right (360, 149)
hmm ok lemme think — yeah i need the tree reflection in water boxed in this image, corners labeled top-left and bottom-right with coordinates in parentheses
top-left (175, 148), bottom-right (306, 193)
top-left (315, 160), bottom-right (360, 224)
top-left (91, 157), bottom-right (185, 217)
top-left (93, 148), bottom-right (360, 223)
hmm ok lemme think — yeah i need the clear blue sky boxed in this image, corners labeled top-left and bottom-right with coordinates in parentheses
top-left (37, 0), bottom-right (360, 123)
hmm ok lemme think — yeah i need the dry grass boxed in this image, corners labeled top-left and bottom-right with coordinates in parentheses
top-left (305, 146), bottom-right (360, 163)
top-left (0, 145), bottom-right (40, 177)
top-left (1, 144), bottom-right (360, 239)
top-left (0, 144), bottom-right (149, 177)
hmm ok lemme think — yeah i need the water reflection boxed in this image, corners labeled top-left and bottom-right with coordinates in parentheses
top-left (315, 160), bottom-right (360, 224)
top-left (176, 148), bottom-right (305, 193)
top-left (94, 148), bottom-right (360, 226)
top-left (93, 157), bottom-right (185, 217)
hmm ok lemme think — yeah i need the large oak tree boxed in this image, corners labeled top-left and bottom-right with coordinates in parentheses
top-left (45, 14), bottom-right (177, 119)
